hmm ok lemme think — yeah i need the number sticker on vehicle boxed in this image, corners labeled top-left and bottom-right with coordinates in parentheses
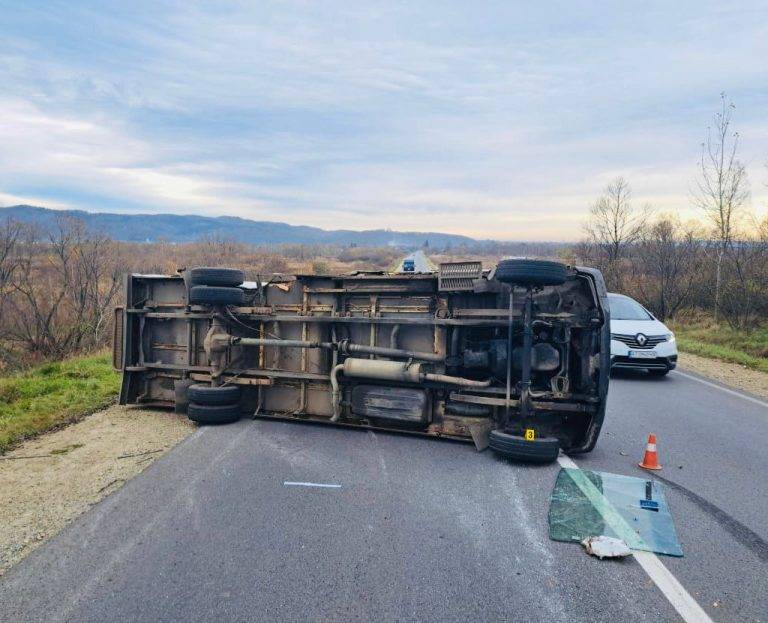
top-left (524, 428), bottom-right (536, 441)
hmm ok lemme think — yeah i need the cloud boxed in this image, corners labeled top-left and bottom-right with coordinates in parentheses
top-left (0, 1), bottom-right (767, 240)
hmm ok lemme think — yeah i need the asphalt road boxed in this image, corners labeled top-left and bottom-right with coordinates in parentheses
top-left (1, 368), bottom-right (766, 622)
top-left (394, 250), bottom-right (436, 273)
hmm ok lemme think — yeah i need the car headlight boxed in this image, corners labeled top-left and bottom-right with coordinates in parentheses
top-left (666, 333), bottom-right (676, 344)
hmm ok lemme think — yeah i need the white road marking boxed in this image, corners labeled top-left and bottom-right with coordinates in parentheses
top-left (283, 481), bottom-right (342, 488)
top-left (672, 370), bottom-right (768, 409)
top-left (632, 551), bottom-right (714, 622)
top-left (556, 455), bottom-right (714, 623)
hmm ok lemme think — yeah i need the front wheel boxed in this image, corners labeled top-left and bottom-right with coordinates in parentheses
top-left (488, 430), bottom-right (560, 463)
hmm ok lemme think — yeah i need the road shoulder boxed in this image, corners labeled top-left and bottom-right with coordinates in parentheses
top-left (677, 351), bottom-right (768, 401)
top-left (0, 405), bottom-right (194, 575)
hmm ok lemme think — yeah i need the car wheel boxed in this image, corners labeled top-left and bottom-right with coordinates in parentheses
top-left (189, 285), bottom-right (246, 306)
top-left (188, 267), bottom-right (245, 287)
top-left (488, 430), bottom-right (560, 463)
top-left (187, 384), bottom-right (241, 405)
top-left (187, 403), bottom-right (241, 424)
top-left (494, 259), bottom-right (567, 286)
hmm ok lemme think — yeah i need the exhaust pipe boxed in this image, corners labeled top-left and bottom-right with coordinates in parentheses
top-left (329, 358), bottom-right (491, 421)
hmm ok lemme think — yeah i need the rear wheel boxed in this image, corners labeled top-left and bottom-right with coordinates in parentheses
top-left (189, 285), bottom-right (245, 306)
top-left (188, 267), bottom-right (245, 287)
top-left (187, 403), bottom-right (241, 425)
top-left (488, 430), bottom-right (560, 463)
top-left (187, 383), bottom-right (241, 405)
top-left (494, 259), bottom-right (567, 286)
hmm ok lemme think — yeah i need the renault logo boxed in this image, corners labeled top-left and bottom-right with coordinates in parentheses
top-left (636, 333), bottom-right (648, 346)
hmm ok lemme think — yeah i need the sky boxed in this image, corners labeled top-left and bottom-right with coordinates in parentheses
top-left (0, 1), bottom-right (767, 241)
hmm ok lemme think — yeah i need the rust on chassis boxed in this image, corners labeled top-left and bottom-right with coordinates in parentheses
top-left (114, 259), bottom-right (611, 463)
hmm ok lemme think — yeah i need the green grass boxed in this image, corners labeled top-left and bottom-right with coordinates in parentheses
top-left (0, 352), bottom-right (120, 454)
top-left (669, 320), bottom-right (768, 374)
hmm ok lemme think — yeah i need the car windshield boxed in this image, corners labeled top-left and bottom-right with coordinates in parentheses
top-left (609, 295), bottom-right (653, 320)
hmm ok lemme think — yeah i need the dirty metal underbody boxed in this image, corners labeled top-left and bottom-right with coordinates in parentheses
top-left (115, 262), bottom-right (610, 453)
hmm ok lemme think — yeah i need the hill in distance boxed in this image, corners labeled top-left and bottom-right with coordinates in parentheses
top-left (0, 205), bottom-right (478, 248)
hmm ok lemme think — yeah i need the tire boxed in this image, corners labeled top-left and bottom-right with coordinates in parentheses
top-left (488, 430), bottom-right (560, 463)
top-left (189, 285), bottom-right (245, 306)
top-left (648, 368), bottom-right (670, 377)
top-left (188, 267), bottom-right (245, 287)
top-left (187, 383), bottom-right (241, 405)
top-left (187, 402), bottom-right (241, 424)
top-left (494, 259), bottom-right (567, 286)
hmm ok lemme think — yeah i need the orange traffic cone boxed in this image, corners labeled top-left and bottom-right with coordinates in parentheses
top-left (639, 433), bottom-right (662, 470)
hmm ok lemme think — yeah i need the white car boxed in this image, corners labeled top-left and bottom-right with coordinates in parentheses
top-left (608, 293), bottom-right (677, 376)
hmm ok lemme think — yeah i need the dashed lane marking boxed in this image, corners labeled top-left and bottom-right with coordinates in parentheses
top-left (283, 481), bottom-right (342, 488)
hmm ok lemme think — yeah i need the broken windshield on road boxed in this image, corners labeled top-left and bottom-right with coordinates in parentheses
top-left (549, 468), bottom-right (683, 557)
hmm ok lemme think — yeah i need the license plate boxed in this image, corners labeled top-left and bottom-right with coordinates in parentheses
top-left (628, 350), bottom-right (657, 359)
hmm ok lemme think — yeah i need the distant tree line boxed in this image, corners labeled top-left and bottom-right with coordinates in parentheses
top-left (0, 94), bottom-right (765, 370)
top-left (0, 220), bottom-right (406, 370)
top-left (576, 94), bottom-right (768, 329)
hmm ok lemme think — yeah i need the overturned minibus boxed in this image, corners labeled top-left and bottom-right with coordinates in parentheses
top-left (114, 258), bottom-right (610, 463)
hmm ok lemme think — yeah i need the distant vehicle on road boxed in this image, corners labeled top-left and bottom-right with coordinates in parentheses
top-left (609, 293), bottom-right (677, 376)
top-left (395, 250), bottom-right (435, 273)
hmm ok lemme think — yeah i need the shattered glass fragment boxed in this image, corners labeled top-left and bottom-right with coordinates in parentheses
top-left (548, 468), bottom-right (683, 557)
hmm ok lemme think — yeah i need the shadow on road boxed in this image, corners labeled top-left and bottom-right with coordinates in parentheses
top-left (610, 369), bottom-right (671, 382)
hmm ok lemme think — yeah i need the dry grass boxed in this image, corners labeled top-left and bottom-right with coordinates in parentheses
top-left (0, 352), bottom-right (120, 453)
top-left (670, 319), bottom-right (768, 374)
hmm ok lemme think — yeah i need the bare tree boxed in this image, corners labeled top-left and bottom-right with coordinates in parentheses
top-left (692, 93), bottom-right (750, 321)
top-left (0, 218), bottom-right (22, 306)
top-left (718, 216), bottom-right (768, 329)
top-left (632, 217), bottom-right (702, 320)
top-left (582, 176), bottom-right (648, 290)
top-left (0, 218), bottom-right (23, 366)
top-left (6, 218), bottom-right (123, 359)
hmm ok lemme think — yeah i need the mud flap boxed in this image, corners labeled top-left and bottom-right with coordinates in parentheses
top-left (469, 420), bottom-right (492, 451)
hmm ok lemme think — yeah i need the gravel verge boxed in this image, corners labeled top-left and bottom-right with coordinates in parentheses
top-left (678, 351), bottom-right (768, 400)
top-left (0, 405), bottom-right (194, 575)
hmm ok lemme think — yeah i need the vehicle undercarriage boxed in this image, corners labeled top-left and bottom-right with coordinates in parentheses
top-left (114, 259), bottom-right (610, 462)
